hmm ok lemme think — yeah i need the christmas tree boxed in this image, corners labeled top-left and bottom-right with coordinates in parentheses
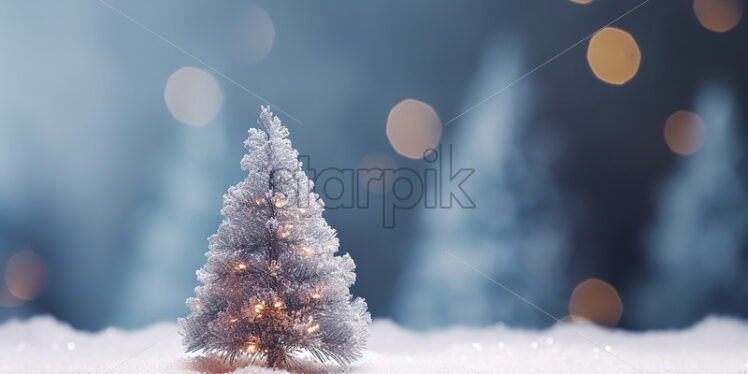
top-left (180, 106), bottom-right (370, 368)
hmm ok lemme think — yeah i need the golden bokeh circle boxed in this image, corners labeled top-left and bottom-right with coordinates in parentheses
top-left (237, 7), bottom-right (276, 63)
top-left (587, 27), bottom-right (641, 85)
top-left (569, 278), bottom-right (623, 327)
top-left (664, 111), bottom-right (706, 155)
top-left (386, 99), bottom-right (442, 159)
top-left (164, 67), bottom-right (223, 127)
top-left (5, 251), bottom-right (46, 301)
top-left (694, 0), bottom-right (743, 32)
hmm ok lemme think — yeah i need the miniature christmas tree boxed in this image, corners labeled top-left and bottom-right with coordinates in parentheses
top-left (180, 106), bottom-right (370, 369)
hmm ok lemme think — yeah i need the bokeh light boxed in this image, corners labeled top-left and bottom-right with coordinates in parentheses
top-left (693, 0), bottom-right (743, 32)
top-left (569, 0), bottom-right (594, 4)
top-left (5, 250), bottom-right (46, 301)
top-left (237, 7), bottom-right (276, 63)
top-left (386, 99), bottom-right (442, 159)
top-left (664, 110), bottom-right (706, 155)
top-left (164, 66), bottom-right (223, 127)
top-left (587, 27), bottom-right (641, 85)
top-left (568, 278), bottom-right (623, 327)
top-left (359, 152), bottom-right (397, 193)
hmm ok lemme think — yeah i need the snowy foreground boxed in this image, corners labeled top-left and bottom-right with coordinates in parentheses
top-left (2, 316), bottom-right (748, 373)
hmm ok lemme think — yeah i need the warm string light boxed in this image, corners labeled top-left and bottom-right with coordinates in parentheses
top-left (235, 262), bottom-right (247, 271)
top-left (297, 245), bottom-right (313, 255)
top-left (251, 297), bottom-right (286, 320)
top-left (310, 285), bottom-right (323, 300)
top-left (254, 197), bottom-right (265, 206)
top-left (298, 207), bottom-right (307, 215)
top-left (306, 324), bottom-right (320, 333)
top-left (246, 342), bottom-right (258, 353)
top-left (275, 198), bottom-right (288, 208)
top-left (254, 302), bottom-right (265, 316)
top-left (229, 317), bottom-right (239, 324)
top-left (277, 224), bottom-right (293, 239)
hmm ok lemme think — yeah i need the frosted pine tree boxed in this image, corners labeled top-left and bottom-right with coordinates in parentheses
top-left (180, 107), bottom-right (370, 368)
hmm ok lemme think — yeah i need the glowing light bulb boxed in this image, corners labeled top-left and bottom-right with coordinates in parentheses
top-left (307, 324), bottom-right (320, 333)
top-left (229, 317), bottom-right (238, 323)
top-left (311, 292), bottom-right (321, 300)
top-left (277, 224), bottom-right (293, 239)
top-left (298, 245), bottom-right (313, 255)
top-left (235, 262), bottom-right (247, 271)
top-left (254, 303), bottom-right (265, 313)
top-left (246, 343), bottom-right (258, 353)
top-left (273, 300), bottom-right (284, 309)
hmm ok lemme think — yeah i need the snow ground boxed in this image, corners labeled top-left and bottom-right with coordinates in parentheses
top-left (1, 316), bottom-right (747, 373)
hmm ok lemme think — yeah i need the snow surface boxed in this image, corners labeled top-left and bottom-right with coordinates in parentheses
top-left (1, 316), bottom-right (748, 373)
